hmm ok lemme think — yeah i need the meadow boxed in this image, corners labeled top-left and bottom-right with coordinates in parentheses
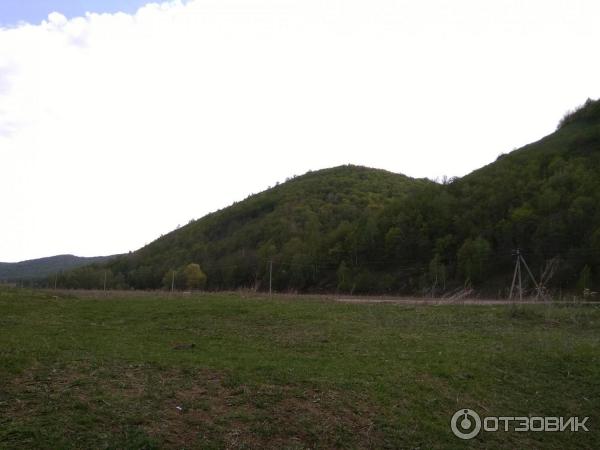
top-left (1, 288), bottom-right (599, 449)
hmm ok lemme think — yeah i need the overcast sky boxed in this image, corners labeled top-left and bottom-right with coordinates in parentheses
top-left (1, 0), bottom-right (599, 262)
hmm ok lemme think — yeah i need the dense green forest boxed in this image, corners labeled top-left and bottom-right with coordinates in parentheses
top-left (53, 99), bottom-right (600, 296)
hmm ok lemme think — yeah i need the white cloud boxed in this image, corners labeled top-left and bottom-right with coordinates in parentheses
top-left (1, 0), bottom-right (600, 261)
top-left (47, 12), bottom-right (68, 27)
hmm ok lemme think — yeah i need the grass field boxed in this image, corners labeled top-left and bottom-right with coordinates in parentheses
top-left (1, 288), bottom-right (599, 449)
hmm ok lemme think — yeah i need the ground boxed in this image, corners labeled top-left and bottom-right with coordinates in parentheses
top-left (0, 288), bottom-right (599, 449)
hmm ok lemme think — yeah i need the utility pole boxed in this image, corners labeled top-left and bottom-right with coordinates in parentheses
top-left (103, 271), bottom-right (107, 291)
top-left (510, 249), bottom-right (523, 301)
top-left (171, 270), bottom-right (175, 294)
top-left (509, 249), bottom-right (541, 300)
top-left (269, 260), bottom-right (273, 296)
top-left (519, 254), bottom-right (542, 300)
top-left (517, 251), bottom-right (523, 301)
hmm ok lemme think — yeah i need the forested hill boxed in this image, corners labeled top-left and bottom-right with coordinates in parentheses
top-left (448, 98), bottom-right (600, 291)
top-left (60, 98), bottom-right (600, 295)
top-left (100, 166), bottom-right (434, 291)
top-left (0, 254), bottom-right (116, 281)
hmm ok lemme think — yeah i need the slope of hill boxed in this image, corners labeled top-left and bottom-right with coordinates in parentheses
top-left (448, 98), bottom-right (600, 289)
top-left (104, 166), bottom-right (435, 291)
top-left (59, 98), bottom-right (600, 294)
top-left (0, 255), bottom-right (116, 281)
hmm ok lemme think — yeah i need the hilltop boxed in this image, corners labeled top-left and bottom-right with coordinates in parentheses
top-left (58, 99), bottom-right (600, 294)
top-left (98, 166), bottom-right (434, 292)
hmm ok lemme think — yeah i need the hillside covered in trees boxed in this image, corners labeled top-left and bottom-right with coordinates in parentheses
top-left (57, 99), bottom-right (600, 295)
top-left (0, 254), bottom-right (116, 282)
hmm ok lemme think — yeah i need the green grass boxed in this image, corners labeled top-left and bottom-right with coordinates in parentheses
top-left (1, 288), bottom-right (599, 449)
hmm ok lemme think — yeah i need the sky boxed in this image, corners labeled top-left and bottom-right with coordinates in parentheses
top-left (1, 1), bottom-right (600, 263)
top-left (0, 1), bottom-right (152, 26)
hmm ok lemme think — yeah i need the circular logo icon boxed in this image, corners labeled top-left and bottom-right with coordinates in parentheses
top-left (451, 409), bottom-right (481, 440)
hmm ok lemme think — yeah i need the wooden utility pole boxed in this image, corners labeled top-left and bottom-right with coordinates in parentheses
top-left (510, 249), bottom-right (523, 301)
top-left (269, 260), bottom-right (273, 296)
top-left (519, 254), bottom-right (542, 300)
top-left (171, 270), bottom-right (175, 294)
top-left (517, 252), bottom-right (523, 301)
top-left (509, 249), bottom-right (541, 300)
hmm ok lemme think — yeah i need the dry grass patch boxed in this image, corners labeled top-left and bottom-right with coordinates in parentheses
top-left (4, 363), bottom-right (383, 449)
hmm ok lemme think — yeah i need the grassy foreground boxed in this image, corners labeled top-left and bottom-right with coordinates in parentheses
top-left (0, 289), bottom-right (599, 449)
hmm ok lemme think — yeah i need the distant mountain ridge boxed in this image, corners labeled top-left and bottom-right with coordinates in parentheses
top-left (0, 254), bottom-right (117, 281)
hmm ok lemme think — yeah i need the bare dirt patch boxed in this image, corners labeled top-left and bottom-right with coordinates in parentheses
top-left (4, 364), bottom-right (383, 449)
